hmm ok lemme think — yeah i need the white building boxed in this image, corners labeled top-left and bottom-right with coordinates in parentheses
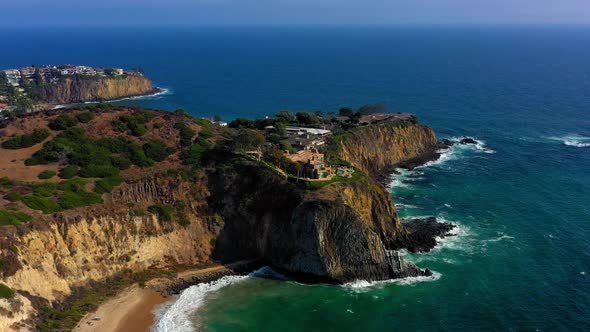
top-left (3, 69), bottom-right (21, 86)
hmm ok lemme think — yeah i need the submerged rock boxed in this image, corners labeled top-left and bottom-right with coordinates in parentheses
top-left (460, 137), bottom-right (478, 145)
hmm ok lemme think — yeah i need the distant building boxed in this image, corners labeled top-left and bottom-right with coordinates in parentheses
top-left (281, 126), bottom-right (331, 151)
top-left (3, 69), bottom-right (21, 86)
top-left (19, 67), bottom-right (36, 79)
top-left (287, 149), bottom-right (329, 179)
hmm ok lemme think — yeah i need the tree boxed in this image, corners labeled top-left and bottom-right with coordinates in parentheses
top-left (357, 104), bottom-right (387, 115)
top-left (213, 114), bottom-right (223, 122)
top-left (296, 112), bottom-right (320, 126)
top-left (275, 110), bottom-right (294, 123)
top-left (104, 68), bottom-right (118, 76)
top-left (143, 140), bottom-right (174, 162)
top-left (232, 129), bottom-right (266, 152)
top-left (338, 107), bottom-right (354, 117)
top-left (229, 118), bottom-right (255, 129)
top-left (274, 122), bottom-right (287, 138)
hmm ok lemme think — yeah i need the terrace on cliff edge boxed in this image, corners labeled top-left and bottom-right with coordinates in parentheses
top-left (0, 104), bottom-right (465, 330)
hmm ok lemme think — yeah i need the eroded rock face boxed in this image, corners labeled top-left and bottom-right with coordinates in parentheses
top-left (339, 122), bottom-right (439, 177)
top-left (207, 159), bottom-right (426, 283)
top-left (41, 75), bottom-right (157, 104)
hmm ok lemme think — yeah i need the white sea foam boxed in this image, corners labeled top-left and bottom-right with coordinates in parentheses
top-left (343, 271), bottom-right (442, 291)
top-left (395, 203), bottom-right (419, 209)
top-left (547, 134), bottom-right (590, 147)
top-left (52, 87), bottom-right (172, 109)
top-left (484, 234), bottom-right (515, 243)
top-left (153, 274), bottom-right (248, 332)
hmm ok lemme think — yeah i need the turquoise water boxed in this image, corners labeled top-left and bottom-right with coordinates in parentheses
top-left (2, 26), bottom-right (589, 330)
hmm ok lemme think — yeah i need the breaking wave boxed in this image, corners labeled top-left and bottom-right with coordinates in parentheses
top-left (343, 271), bottom-right (442, 291)
top-left (547, 135), bottom-right (590, 147)
top-left (153, 274), bottom-right (248, 332)
top-left (53, 87), bottom-right (172, 109)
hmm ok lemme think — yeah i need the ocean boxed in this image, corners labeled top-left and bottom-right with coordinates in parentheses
top-left (2, 26), bottom-right (589, 331)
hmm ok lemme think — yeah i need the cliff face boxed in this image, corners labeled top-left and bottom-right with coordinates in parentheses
top-left (339, 122), bottom-right (439, 177)
top-left (0, 175), bottom-right (219, 330)
top-left (43, 75), bottom-right (156, 104)
top-left (207, 159), bottom-right (415, 283)
top-left (0, 112), bottom-right (443, 329)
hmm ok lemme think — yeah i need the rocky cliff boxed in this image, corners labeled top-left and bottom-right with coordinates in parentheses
top-left (41, 75), bottom-right (157, 104)
top-left (0, 110), bottom-right (445, 329)
top-left (339, 121), bottom-right (439, 179)
top-left (206, 157), bottom-right (424, 283)
top-left (0, 174), bottom-right (219, 330)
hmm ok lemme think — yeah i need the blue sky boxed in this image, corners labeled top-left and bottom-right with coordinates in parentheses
top-left (3, 0), bottom-right (590, 26)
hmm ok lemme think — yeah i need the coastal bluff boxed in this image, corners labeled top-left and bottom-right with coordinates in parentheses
top-left (40, 75), bottom-right (158, 105)
top-left (0, 107), bottom-right (445, 330)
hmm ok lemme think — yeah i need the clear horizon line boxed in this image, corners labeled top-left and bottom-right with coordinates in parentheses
top-left (3, 22), bottom-right (590, 29)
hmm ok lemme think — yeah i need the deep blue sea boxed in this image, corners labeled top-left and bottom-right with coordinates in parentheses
top-left (2, 26), bottom-right (590, 331)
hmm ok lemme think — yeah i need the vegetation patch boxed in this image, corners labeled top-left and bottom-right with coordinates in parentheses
top-left (0, 208), bottom-right (32, 226)
top-left (112, 110), bottom-right (153, 136)
top-left (94, 176), bottom-right (123, 194)
top-left (48, 114), bottom-right (78, 131)
top-left (0, 283), bottom-right (14, 299)
top-left (76, 111), bottom-right (95, 123)
top-left (0, 177), bottom-right (13, 189)
top-left (147, 204), bottom-right (175, 222)
top-left (2, 128), bottom-right (50, 150)
top-left (22, 195), bottom-right (61, 214)
top-left (38, 170), bottom-right (57, 179)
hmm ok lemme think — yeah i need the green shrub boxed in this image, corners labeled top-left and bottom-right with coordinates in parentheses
top-left (49, 114), bottom-right (78, 130)
top-left (147, 204), bottom-right (174, 222)
top-left (96, 137), bottom-right (130, 153)
top-left (59, 165), bottom-right (79, 179)
top-left (2, 128), bottom-right (50, 149)
top-left (153, 122), bottom-right (164, 129)
top-left (110, 155), bottom-right (132, 170)
top-left (174, 122), bottom-right (196, 147)
top-left (3, 192), bottom-right (22, 201)
top-left (94, 176), bottom-right (123, 194)
top-left (0, 177), bottom-right (13, 189)
top-left (111, 120), bottom-right (127, 132)
top-left (180, 139), bottom-right (210, 165)
top-left (58, 191), bottom-right (103, 209)
top-left (76, 112), bottom-right (95, 123)
top-left (143, 140), bottom-right (174, 162)
top-left (78, 165), bottom-right (119, 178)
top-left (178, 214), bottom-right (190, 227)
top-left (128, 142), bottom-right (154, 167)
top-left (194, 118), bottom-right (212, 139)
top-left (38, 170), bottom-right (56, 179)
top-left (0, 208), bottom-right (32, 226)
top-left (22, 196), bottom-right (61, 214)
top-left (117, 111), bottom-right (153, 137)
top-left (0, 283), bottom-right (14, 299)
top-left (30, 182), bottom-right (57, 197)
top-left (57, 178), bottom-right (87, 192)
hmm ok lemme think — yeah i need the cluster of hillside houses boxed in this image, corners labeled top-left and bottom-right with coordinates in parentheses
top-left (3, 65), bottom-right (127, 88)
top-left (0, 65), bottom-right (133, 113)
top-left (263, 125), bottom-right (354, 180)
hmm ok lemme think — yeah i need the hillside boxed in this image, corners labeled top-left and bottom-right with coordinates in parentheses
top-left (0, 106), bottom-right (446, 330)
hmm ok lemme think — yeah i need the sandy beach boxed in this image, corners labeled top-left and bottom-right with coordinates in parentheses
top-left (74, 284), bottom-right (168, 332)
